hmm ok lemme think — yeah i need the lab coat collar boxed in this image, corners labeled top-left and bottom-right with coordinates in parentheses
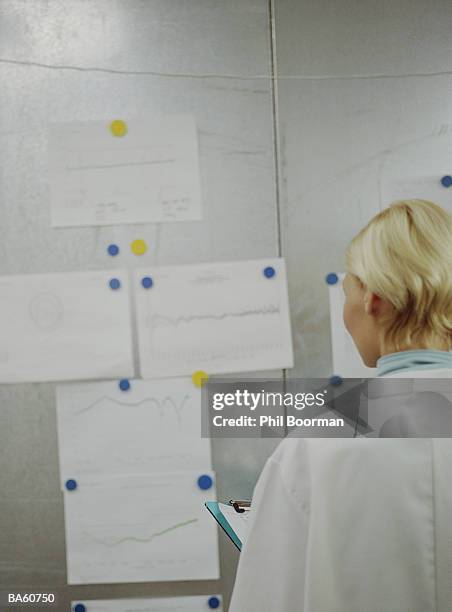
top-left (376, 349), bottom-right (452, 377)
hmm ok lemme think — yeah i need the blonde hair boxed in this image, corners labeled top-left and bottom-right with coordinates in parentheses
top-left (346, 200), bottom-right (452, 351)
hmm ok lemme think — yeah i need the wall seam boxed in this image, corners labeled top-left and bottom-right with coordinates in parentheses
top-left (268, 0), bottom-right (282, 258)
top-left (268, 0), bottom-right (288, 434)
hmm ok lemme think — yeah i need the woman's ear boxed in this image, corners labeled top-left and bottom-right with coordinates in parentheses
top-left (363, 291), bottom-right (382, 316)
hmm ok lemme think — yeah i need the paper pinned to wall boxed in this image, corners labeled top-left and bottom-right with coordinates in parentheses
top-left (70, 595), bottom-right (223, 612)
top-left (0, 270), bottom-right (134, 383)
top-left (48, 115), bottom-right (202, 227)
top-left (134, 258), bottom-right (293, 378)
top-left (64, 472), bottom-right (220, 584)
top-left (328, 274), bottom-right (376, 378)
top-left (56, 378), bottom-right (212, 483)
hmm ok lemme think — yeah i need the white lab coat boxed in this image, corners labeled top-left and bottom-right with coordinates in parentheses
top-left (229, 368), bottom-right (452, 612)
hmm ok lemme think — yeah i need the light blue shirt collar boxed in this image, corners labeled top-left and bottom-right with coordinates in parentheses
top-left (377, 349), bottom-right (452, 377)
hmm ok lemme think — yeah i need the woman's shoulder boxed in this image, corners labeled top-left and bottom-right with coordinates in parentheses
top-left (266, 437), bottom-right (434, 517)
top-left (269, 437), bottom-right (432, 486)
top-left (270, 436), bottom-right (375, 464)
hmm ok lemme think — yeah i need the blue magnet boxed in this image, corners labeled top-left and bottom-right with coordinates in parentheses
top-left (197, 474), bottom-right (213, 490)
top-left (109, 278), bottom-right (121, 290)
top-left (326, 272), bottom-right (339, 285)
top-left (329, 375), bottom-right (343, 386)
top-left (441, 175), bottom-right (452, 188)
top-left (107, 244), bottom-right (119, 257)
top-left (141, 276), bottom-right (153, 289)
top-left (74, 605), bottom-right (86, 612)
top-left (208, 596), bottom-right (221, 609)
top-left (119, 379), bottom-right (131, 392)
top-left (263, 266), bottom-right (276, 278)
top-left (65, 479), bottom-right (77, 491)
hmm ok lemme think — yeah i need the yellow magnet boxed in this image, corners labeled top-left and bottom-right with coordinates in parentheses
top-left (192, 370), bottom-right (209, 388)
top-left (110, 119), bottom-right (128, 137)
top-left (131, 239), bottom-right (147, 256)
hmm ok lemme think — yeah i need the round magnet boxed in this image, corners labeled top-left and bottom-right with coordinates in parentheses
top-left (141, 276), bottom-right (153, 289)
top-left (192, 370), bottom-right (209, 388)
top-left (109, 278), bottom-right (121, 290)
top-left (131, 239), bottom-right (147, 256)
top-left (119, 379), bottom-right (131, 392)
top-left (110, 119), bottom-right (128, 137)
top-left (325, 272), bottom-right (339, 285)
top-left (197, 474), bottom-right (213, 490)
top-left (107, 244), bottom-right (119, 257)
top-left (65, 479), bottom-right (77, 491)
top-left (441, 175), bottom-right (452, 188)
top-left (208, 596), bottom-right (220, 609)
top-left (329, 375), bottom-right (343, 386)
top-left (263, 266), bottom-right (276, 278)
top-left (74, 605), bottom-right (86, 612)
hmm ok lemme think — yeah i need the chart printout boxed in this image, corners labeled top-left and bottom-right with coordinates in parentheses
top-left (56, 378), bottom-right (212, 482)
top-left (48, 115), bottom-right (202, 227)
top-left (70, 595), bottom-right (223, 612)
top-left (64, 472), bottom-right (219, 584)
top-left (0, 269), bottom-right (134, 383)
top-left (134, 258), bottom-right (294, 378)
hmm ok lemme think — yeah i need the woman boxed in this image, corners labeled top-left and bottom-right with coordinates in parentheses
top-left (229, 200), bottom-right (452, 612)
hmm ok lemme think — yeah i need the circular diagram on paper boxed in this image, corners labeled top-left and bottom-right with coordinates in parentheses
top-left (29, 293), bottom-right (64, 331)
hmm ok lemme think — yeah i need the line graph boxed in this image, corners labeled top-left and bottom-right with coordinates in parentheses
top-left (148, 304), bottom-right (280, 329)
top-left (135, 259), bottom-right (293, 377)
top-left (57, 379), bottom-right (211, 482)
top-left (85, 518), bottom-right (198, 547)
top-left (49, 116), bottom-right (202, 227)
top-left (64, 467), bottom-right (219, 583)
top-left (67, 159), bottom-right (175, 172)
top-left (74, 394), bottom-right (191, 423)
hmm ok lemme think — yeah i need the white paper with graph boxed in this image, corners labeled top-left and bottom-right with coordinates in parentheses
top-left (70, 595), bottom-right (223, 612)
top-left (63, 472), bottom-right (219, 584)
top-left (48, 114), bottom-right (202, 227)
top-left (0, 270), bottom-right (133, 383)
top-left (134, 258), bottom-right (293, 378)
top-left (56, 378), bottom-right (211, 482)
top-left (328, 273), bottom-right (376, 378)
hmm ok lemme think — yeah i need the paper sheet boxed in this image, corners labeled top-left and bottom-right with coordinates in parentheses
top-left (56, 378), bottom-right (212, 482)
top-left (218, 503), bottom-right (252, 546)
top-left (48, 115), bottom-right (202, 227)
top-left (328, 274), bottom-right (376, 378)
top-left (64, 472), bottom-right (219, 584)
top-left (134, 258), bottom-right (294, 378)
top-left (70, 596), bottom-right (223, 612)
top-left (0, 270), bottom-right (134, 383)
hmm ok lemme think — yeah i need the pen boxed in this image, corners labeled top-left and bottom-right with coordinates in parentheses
top-left (229, 500), bottom-right (252, 513)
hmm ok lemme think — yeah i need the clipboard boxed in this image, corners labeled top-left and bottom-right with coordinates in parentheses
top-left (205, 500), bottom-right (251, 552)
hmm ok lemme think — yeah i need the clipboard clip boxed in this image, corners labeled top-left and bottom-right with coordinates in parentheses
top-left (229, 499), bottom-right (251, 513)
